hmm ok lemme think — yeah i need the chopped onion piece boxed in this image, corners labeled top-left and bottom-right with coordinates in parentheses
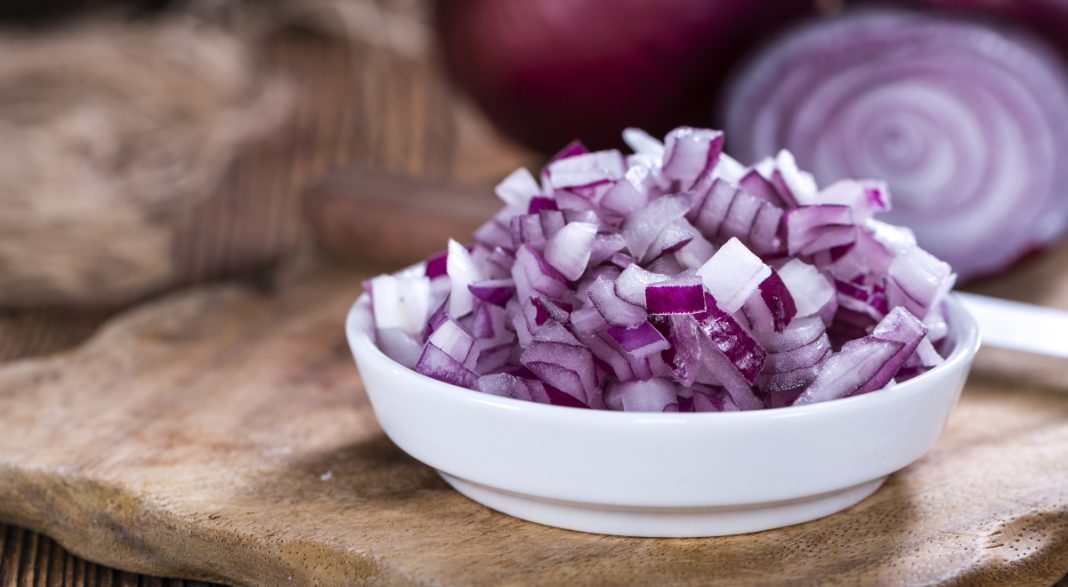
top-left (588, 277), bottom-right (647, 328)
top-left (646, 279), bottom-right (706, 315)
top-left (606, 322), bottom-right (671, 358)
top-left (495, 167), bottom-right (541, 208)
top-left (468, 278), bottom-right (516, 307)
top-left (610, 378), bottom-right (679, 412)
top-left (370, 274), bottom-right (431, 336)
top-left (661, 127), bottom-right (723, 187)
top-left (546, 150), bottom-right (626, 189)
top-left (447, 239), bottom-right (483, 318)
top-left (375, 328), bottom-right (423, 369)
top-left (777, 259), bottom-right (835, 318)
top-left (621, 193), bottom-right (692, 260)
top-left (544, 221), bottom-right (598, 280)
top-left (615, 264), bottom-right (670, 307)
top-left (696, 237), bottom-right (770, 313)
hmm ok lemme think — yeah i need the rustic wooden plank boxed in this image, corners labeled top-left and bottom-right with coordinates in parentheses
top-left (0, 525), bottom-right (220, 587)
top-left (0, 261), bottom-right (1064, 586)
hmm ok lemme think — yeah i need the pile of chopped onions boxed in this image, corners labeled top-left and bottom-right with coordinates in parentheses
top-left (366, 126), bottom-right (955, 411)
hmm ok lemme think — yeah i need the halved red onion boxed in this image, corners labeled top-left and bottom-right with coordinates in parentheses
top-left (724, 9), bottom-right (1068, 279)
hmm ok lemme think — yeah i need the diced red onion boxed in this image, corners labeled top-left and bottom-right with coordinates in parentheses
top-left (546, 150), bottom-right (626, 190)
top-left (512, 245), bottom-right (567, 300)
top-left (692, 385), bottom-right (741, 412)
top-left (615, 264), bottom-right (670, 307)
top-left (621, 193), bottom-right (692, 260)
top-left (795, 307), bottom-right (926, 405)
top-left (777, 259), bottom-right (835, 318)
top-left (696, 237), bottom-right (770, 313)
top-left (416, 343), bottom-right (479, 389)
top-left (587, 277), bottom-right (647, 328)
top-left (886, 245), bottom-right (956, 320)
top-left (645, 279), bottom-right (706, 315)
top-left (368, 124), bottom-right (955, 412)
top-left (608, 378), bottom-right (679, 412)
top-left (588, 233), bottom-right (629, 267)
top-left (427, 318), bottom-right (479, 370)
top-left (544, 221), bottom-right (598, 281)
top-left (742, 270), bottom-right (797, 333)
top-left (661, 127), bottom-right (724, 188)
top-left (477, 373), bottom-right (520, 397)
top-left (527, 196), bottom-right (558, 214)
top-left (784, 205), bottom-right (856, 257)
top-left (495, 167), bottom-right (541, 208)
top-left (374, 328), bottom-right (423, 369)
top-left (446, 239), bottom-right (484, 318)
top-left (425, 251), bottom-right (448, 279)
top-left (370, 274), bottom-right (431, 336)
top-left (468, 278), bottom-right (516, 307)
top-left (606, 321), bottom-right (671, 359)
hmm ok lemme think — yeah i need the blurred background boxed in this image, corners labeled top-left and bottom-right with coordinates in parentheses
top-left (3, 0), bottom-right (1068, 314)
top-left (1, 0), bottom-right (1067, 582)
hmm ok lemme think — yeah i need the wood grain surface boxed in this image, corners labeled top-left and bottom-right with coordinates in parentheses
top-left (0, 260), bottom-right (1066, 586)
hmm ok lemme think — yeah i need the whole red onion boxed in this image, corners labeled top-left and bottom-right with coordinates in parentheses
top-left (434, 0), bottom-right (816, 153)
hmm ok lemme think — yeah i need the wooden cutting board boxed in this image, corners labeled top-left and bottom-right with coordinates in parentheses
top-left (1, 260), bottom-right (1067, 586)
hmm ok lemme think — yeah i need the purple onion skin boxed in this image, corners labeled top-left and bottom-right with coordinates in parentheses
top-left (722, 9), bottom-right (1068, 281)
top-left (434, 0), bottom-right (815, 152)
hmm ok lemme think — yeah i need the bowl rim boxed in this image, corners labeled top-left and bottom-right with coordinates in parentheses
top-left (346, 291), bottom-right (980, 423)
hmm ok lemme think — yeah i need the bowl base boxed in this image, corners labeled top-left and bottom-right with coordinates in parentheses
top-left (439, 472), bottom-right (886, 537)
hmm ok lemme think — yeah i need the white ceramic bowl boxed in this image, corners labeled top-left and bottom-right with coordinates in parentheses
top-left (346, 294), bottom-right (979, 537)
